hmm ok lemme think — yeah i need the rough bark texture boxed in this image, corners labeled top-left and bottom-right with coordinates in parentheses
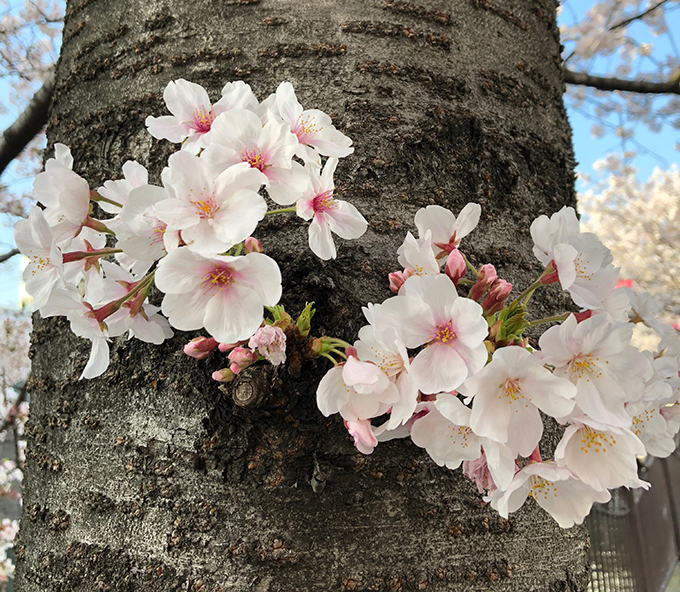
top-left (15, 1), bottom-right (588, 590)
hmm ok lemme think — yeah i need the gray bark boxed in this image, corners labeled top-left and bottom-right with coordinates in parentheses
top-left (15, 1), bottom-right (588, 590)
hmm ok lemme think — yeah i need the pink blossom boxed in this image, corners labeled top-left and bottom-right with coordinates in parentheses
top-left (344, 419), bottom-right (378, 455)
top-left (249, 325), bottom-right (287, 365)
top-left (445, 249), bottom-right (467, 285)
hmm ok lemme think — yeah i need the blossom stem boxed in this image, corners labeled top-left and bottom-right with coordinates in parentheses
top-left (509, 272), bottom-right (548, 307)
top-left (91, 271), bottom-right (156, 324)
top-left (328, 348), bottom-right (347, 360)
top-left (319, 352), bottom-right (339, 366)
top-left (326, 338), bottom-right (352, 349)
top-left (83, 216), bottom-right (116, 236)
top-left (458, 279), bottom-right (474, 286)
top-left (525, 313), bottom-right (569, 328)
top-left (62, 248), bottom-right (123, 264)
top-left (265, 207), bottom-right (297, 216)
top-left (90, 190), bottom-right (122, 209)
top-left (462, 253), bottom-right (479, 277)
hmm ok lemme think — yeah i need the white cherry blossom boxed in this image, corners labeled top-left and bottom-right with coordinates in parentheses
top-left (463, 346), bottom-right (576, 456)
top-left (376, 274), bottom-right (488, 394)
top-left (414, 203), bottom-right (481, 259)
top-left (145, 79), bottom-right (257, 154)
top-left (155, 248), bottom-right (282, 343)
top-left (155, 153), bottom-right (267, 255)
top-left (488, 461), bottom-right (611, 528)
top-left (296, 158), bottom-right (367, 260)
top-left (201, 108), bottom-right (308, 205)
top-left (275, 81), bottom-right (353, 164)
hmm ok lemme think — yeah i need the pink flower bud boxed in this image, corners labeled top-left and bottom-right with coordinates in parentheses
top-left (444, 249), bottom-right (466, 285)
top-left (245, 236), bottom-right (263, 254)
top-left (481, 279), bottom-right (512, 315)
top-left (183, 336), bottom-right (219, 359)
top-left (573, 310), bottom-right (593, 323)
top-left (228, 347), bottom-right (259, 370)
top-left (344, 419), bottom-right (378, 455)
top-left (218, 341), bottom-right (243, 353)
top-left (469, 264), bottom-right (497, 301)
top-left (229, 362), bottom-right (242, 375)
top-left (388, 269), bottom-right (414, 294)
top-left (212, 368), bottom-right (235, 382)
top-left (540, 260), bottom-right (559, 285)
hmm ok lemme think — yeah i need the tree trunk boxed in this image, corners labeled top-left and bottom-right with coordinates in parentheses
top-left (15, 1), bottom-right (588, 590)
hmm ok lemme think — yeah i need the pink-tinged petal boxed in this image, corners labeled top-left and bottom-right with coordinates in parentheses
top-left (265, 161), bottom-right (310, 205)
top-left (128, 311), bottom-right (172, 345)
top-left (342, 357), bottom-right (383, 387)
top-left (145, 115), bottom-right (190, 143)
top-left (553, 243), bottom-right (578, 290)
top-left (165, 151), bottom-right (215, 200)
top-left (155, 247), bottom-right (209, 294)
top-left (214, 162), bottom-right (267, 194)
top-left (453, 203), bottom-right (481, 241)
top-left (326, 201), bottom-right (367, 240)
top-left (434, 393), bottom-right (472, 425)
top-left (296, 193), bottom-right (316, 222)
top-left (317, 365), bottom-right (350, 416)
top-left (258, 116), bottom-right (299, 167)
top-left (80, 338), bottom-right (110, 380)
top-left (201, 144), bottom-right (242, 178)
top-left (481, 440), bottom-right (517, 491)
top-left (310, 125), bottom-right (354, 158)
top-left (164, 79), bottom-right (211, 121)
top-left (153, 198), bottom-right (200, 230)
top-left (120, 185), bottom-right (168, 223)
top-left (225, 252), bottom-right (281, 306)
top-left (470, 385), bottom-right (513, 444)
top-left (402, 274), bottom-right (458, 323)
top-left (410, 410), bottom-right (481, 469)
top-left (275, 82), bottom-right (303, 127)
top-left (309, 215), bottom-right (336, 260)
top-left (210, 190), bottom-right (267, 248)
top-left (385, 372), bottom-right (419, 429)
top-left (374, 294), bottom-right (433, 348)
top-left (346, 420), bottom-right (378, 455)
top-left (211, 108), bottom-right (264, 152)
top-left (411, 344), bottom-right (468, 394)
top-left (161, 291), bottom-right (212, 332)
top-left (414, 205), bottom-right (456, 245)
top-left (59, 174), bottom-right (91, 224)
top-left (216, 80), bottom-right (258, 113)
top-left (521, 372), bottom-right (576, 418)
top-left (449, 297), bottom-right (488, 346)
top-left (204, 284), bottom-right (263, 343)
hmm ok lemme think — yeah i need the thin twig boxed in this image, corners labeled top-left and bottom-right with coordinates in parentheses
top-left (0, 248), bottom-right (19, 264)
top-left (609, 0), bottom-right (671, 30)
top-left (563, 67), bottom-right (680, 95)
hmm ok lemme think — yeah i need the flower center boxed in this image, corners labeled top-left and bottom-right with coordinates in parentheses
top-left (528, 476), bottom-right (557, 500)
top-left (432, 322), bottom-right (456, 345)
top-left (295, 114), bottom-right (322, 143)
top-left (30, 253), bottom-right (50, 273)
top-left (312, 190), bottom-right (337, 213)
top-left (450, 424), bottom-right (472, 447)
top-left (578, 427), bottom-right (616, 454)
top-left (240, 147), bottom-right (268, 172)
top-left (501, 378), bottom-right (522, 403)
top-left (201, 265), bottom-right (234, 293)
top-left (574, 252), bottom-right (592, 281)
top-left (568, 353), bottom-right (602, 380)
top-left (191, 106), bottom-right (215, 133)
top-left (631, 408), bottom-right (654, 436)
top-left (190, 193), bottom-right (219, 219)
top-left (151, 221), bottom-right (167, 245)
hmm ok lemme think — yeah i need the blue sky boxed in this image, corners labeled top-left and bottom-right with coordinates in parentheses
top-left (0, 1), bottom-right (678, 309)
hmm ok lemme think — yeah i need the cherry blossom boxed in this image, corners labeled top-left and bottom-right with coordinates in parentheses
top-left (275, 81), bottom-right (353, 164)
top-left (201, 107), bottom-right (308, 205)
top-left (155, 248), bottom-right (282, 343)
top-left (414, 203), bottom-right (481, 259)
top-left (145, 79), bottom-right (257, 154)
top-left (295, 158), bottom-right (367, 260)
top-left (248, 325), bottom-right (287, 365)
top-left (463, 346), bottom-right (576, 456)
top-left (155, 153), bottom-right (267, 255)
top-left (316, 356), bottom-right (399, 422)
top-left (488, 461), bottom-right (611, 528)
top-left (376, 274), bottom-right (488, 394)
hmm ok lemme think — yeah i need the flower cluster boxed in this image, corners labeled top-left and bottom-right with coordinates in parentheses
top-left (317, 204), bottom-right (680, 529)
top-left (16, 78), bottom-right (680, 531)
top-left (14, 79), bottom-right (366, 379)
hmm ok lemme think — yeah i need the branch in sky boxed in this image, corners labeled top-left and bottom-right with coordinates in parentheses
top-left (0, 69), bottom-right (55, 177)
top-left (0, 249), bottom-right (20, 264)
top-left (609, 0), bottom-right (671, 30)
top-left (563, 68), bottom-right (680, 95)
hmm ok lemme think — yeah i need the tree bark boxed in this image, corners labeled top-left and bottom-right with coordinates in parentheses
top-left (15, 1), bottom-right (588, 591)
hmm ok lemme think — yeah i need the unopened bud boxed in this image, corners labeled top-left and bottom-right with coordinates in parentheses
top-left (388, 269), bottom-right (414, 294)
top-left (573, 310), bottom-right (593, 323)
top-left (296, 302), bottom-right (316, 338)
top-left (218, 341), bottom-right (239, 353)
top-left (212, 368), bottom-right (235, 382)
top-left (469, 264), bottom-right (497, 301)
top-left (481, 279), bottom-right (513, 315)
top-left (228, 346), bottom-right (259, 370)
top-left (540, 260), bottom-right (559, 285)
top-left (244, 236), bottom-right (263, 253)
top-left (444, 249), bottom-right (467, 285)
top-left (183, 336), bottom-right (219, 360)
